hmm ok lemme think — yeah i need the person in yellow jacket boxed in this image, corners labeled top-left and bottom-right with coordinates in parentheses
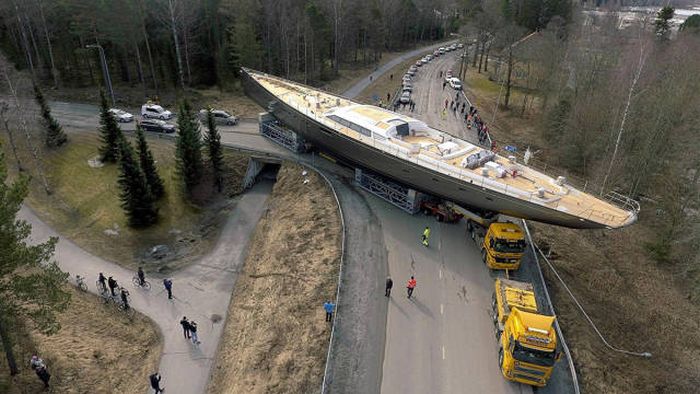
top-left (421, 226), bottom-right (431, 247)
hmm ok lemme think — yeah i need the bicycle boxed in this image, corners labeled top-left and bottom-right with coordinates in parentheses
top-left (132, 275), bottom-right (151, 290)
top-left (115, 288), bottom-right (134, 318)
top-left (75, 275), bottom-right (88, 292)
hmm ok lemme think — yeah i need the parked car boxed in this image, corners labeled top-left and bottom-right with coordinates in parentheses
top-left (141, 103), bottom-right (173, 120)
top-left (449, 77), bottom-right (463, 90)
top-left (433, 50), bottom-right (440, 57)
top-left (439, 47), bottom-right (446, 54)
top-left (399, 91), bottom-right (411, 104)
top-left (457, 43), bottom-right (464, 49)
top-left (402, 84), bottom-right (413, 92)
top-left (426, 54), bottom-right (433, 60)
top-left (402, 74), bottom-right (412, 82)
top-left (198, 109), bottom-right (239, 125)
top-left (407, 68), bottom-right (416, 76)
top-left (108, 108), bottom-right (134, 123)
top-left (138, 119), bottom-right (176, 133)
top-left (415, 60), bottom-right (423, 67)
top-left (420, 58), bottom-right (429, 64)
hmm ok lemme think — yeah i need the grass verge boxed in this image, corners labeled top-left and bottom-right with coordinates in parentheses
top-left (0, 286), bottom-right (162, 393)
top-left (207, 163), bottom-right (341, 394)
top-left (3, 131), bottom-right (248, 273)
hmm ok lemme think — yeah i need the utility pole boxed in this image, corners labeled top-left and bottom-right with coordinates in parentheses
top-left (86, 44), bottom-right (115, 106)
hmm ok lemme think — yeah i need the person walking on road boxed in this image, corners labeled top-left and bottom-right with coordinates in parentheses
top-left (444, 98), bottom-right (448, 109)
top-left (421, 226), bottom-right (431, 247)
top-left (439, 71), bottom-right (443, 78)
top-left (442, 81), bottom-right (447, 90)
top-left (180, 316), bottom-right (191, 339)
top-left (324, 300), bottom-right (335, 322)
top-left (370, 75), bottom-right (373, 82)
top-left (138, 267), bottom-right (145, 286)
top-left (385, 276), bottom-right (393, 297)
top-left (407, 276), bottom-right (417, 299)
top-left (108, 276), bottom-right (117, 296)
top-left (190, 320), bottom-right (200, 345)
top-left (387, 92), bottom-right (391, 102)
top-left (163, 278), bottom-right (173, 299)
top-left (98, 272), bottom-right (107, 293)
top-left (390, 73), bottom-right (393, 81)
top-left (149, 372), bottom-right (164, 394)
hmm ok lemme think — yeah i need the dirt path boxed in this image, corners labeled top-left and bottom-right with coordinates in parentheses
top-left (20, 180), bottom-right (272, 394)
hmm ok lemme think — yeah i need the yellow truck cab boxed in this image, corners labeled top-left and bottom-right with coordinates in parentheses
top-left (493, 278), bottom-right (558, 387)
top-left (481, 222), bottom-right (526, 270)
top-left (447, 203), bottom-right (527, 270)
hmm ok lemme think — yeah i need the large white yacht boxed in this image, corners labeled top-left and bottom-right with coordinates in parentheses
top-left (241, 68), bottom-right (639, 229)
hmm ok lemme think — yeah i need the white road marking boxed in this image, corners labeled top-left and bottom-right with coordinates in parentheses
top-left (442, 346), bottom-right (446, 360)
top-left (440, 304), bottom-right (444, 315)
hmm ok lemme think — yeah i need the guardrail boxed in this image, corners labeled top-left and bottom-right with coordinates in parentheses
top-left (521, 220), bottom-right (581, 394)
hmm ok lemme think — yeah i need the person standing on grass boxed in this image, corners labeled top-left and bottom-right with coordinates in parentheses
top-left (407, 276), bottom-right (417, 299)
top-left (163, 278), bottom-right (173, 299)
top-left (190, 320), bottom-right (200, 345)
top-left (385, 276), bottom-right (394, 297)
top-left (324, 301), bottom-right (335, 322)
top-left (120, 288), bottom-right (130, 310)
top-left (149, 372), bottom-right (164, 394)
top-left (180, 316), bottom-right (191, 339)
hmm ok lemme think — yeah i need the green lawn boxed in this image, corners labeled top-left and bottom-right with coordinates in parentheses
top-left (9, 132), bottom-right (247, 272)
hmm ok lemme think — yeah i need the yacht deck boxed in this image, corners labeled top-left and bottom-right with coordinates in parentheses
top-left (250, 71), bottom-right (637, 228)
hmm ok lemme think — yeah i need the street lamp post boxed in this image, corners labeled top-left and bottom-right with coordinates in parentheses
top-left (86, 44), bottom-right (115, 106)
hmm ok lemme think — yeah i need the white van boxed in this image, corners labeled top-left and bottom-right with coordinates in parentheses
top-left (141, 103), bottom-right (174, 120)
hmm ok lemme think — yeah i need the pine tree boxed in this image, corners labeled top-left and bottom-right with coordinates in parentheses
top-left (204, 108), bottom-right (225, 192)
top-left (117, 138), bottom-right (158, 227)
top-left (0, 144), bottom-right (70, 375)
top-left (33, 84), bottom-right (67, 148)
top-left (97, 89), bottom-right (122, 162)
top-left (655, 6), bottom-right (675, 38)
top-left (175, 99), bottom-right (203, 195)
top-left (135, 125), bottom-right (165, 200)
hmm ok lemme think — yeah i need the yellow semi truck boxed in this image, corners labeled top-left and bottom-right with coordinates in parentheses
top-left (447, 203), bottom-right (527, 270)
top-left (492, 278), bottom-right (559, 387)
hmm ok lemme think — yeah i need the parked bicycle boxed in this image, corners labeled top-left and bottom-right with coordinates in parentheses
top-left (75, 275), bottom-right (88, 292)
top-left (132, 275), bottom-right (151, 290)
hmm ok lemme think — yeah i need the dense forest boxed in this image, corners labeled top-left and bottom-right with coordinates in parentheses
top-left (0, 0), bottom-right (465, 93)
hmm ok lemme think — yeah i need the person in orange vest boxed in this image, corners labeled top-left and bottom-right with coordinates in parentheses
top-left (407, 276), bottom-right (417, 299)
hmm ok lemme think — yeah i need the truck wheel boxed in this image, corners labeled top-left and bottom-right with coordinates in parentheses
top-left (498, 348), bottom-right (504, 369)
top-left (437, 214), bottom-right (444, 222)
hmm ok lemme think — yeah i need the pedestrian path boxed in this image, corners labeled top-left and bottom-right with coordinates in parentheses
top-left (21, 181), bottom-right (273, 394)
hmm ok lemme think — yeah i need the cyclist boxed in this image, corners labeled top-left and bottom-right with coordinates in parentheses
top-left (97, 273), bottom-right (107, 293)
top-left (120, 288), bottom-right (130, 310)
top-left (137, 267), bottom-right (145, 286)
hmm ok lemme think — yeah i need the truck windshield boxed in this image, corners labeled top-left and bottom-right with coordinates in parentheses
top-left (512, 342), bottom-right (556, 367)
top-left (494, 239), bottom-right (526, 253)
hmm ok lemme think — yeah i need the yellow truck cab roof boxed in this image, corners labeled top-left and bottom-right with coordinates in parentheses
top-left (489, 222), bottom-right (524, 240)
top-left (511, 308), bottom-right (557, 351)
top-left (495, 278), bottom-right (538, 320)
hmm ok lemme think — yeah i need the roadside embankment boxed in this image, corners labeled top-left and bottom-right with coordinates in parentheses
top-left (207, 162), bottom-right (341, 393)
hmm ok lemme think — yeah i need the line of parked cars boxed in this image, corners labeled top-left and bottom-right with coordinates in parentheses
top-left (399, 42), bottom-right (465, 104)
top-left (104, 102), bottom-right (239, 134)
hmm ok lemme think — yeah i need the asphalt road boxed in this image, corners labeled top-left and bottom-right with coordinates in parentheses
top-left (37, 60), bottom-right (539, 393)
top-left (394, 50), bottom-right (481, 145)
top-left (343, 40), bottom-right (456, 99)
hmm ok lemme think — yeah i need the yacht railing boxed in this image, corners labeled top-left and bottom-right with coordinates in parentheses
top-left (268, 83), bottom-right (640, 228)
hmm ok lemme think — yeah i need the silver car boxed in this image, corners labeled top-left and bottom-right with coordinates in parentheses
top-left (108, 108), bottom-right (134, 123)
top-left (198, 109), bottom-right (239, 126)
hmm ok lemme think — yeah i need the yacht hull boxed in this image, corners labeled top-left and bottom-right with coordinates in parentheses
top-left (242, 71), bottom-right (622, 229)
